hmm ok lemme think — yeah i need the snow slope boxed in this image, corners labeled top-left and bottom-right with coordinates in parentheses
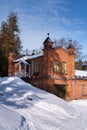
top-left (0, 77), bottom-right (87, 130)
top-left (0, 104), bottom-right (22, 130)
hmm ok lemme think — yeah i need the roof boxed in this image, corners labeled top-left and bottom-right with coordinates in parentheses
top-left (43, 36), bottom-right (53, 43)
top-left (18, 60), bottom-right (29, 65)
top-left (67, 43), bottom-right (74, 49)
top-left (13, 52), bottom-right (43, 62)
top-left (82, 63), bottom-right (87, 67)
top-left (43, 33), bottom-right (53, 44)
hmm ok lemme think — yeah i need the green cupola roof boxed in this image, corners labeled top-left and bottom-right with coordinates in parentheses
top-left (43, 33), bottom-right (53, 49)
top-left (43, 33), bottom-right (53, 44)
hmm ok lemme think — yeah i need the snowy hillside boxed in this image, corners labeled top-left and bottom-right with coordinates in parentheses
top-left (0, 105), bottom-right (22, 130)
top-left (0, 77), bottom-right (87, 130)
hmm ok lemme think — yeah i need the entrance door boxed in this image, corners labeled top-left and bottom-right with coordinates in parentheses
top-left (54, 84), bottom-right (66, 99)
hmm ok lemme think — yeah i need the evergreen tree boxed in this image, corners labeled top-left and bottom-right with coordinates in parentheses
top-left (0, 12), bottom-right (22, 76)
top-left (0, 12), bottom-right (22, 57)
top-left (0, 41), bottom-right (8, 76)
top-left (7, 12), bottom-right (22, 55)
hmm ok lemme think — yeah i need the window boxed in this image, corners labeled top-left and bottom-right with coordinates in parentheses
top-left (62, 62), bottom-right (66, 74)
top-left (34, 62), bottom-right (39, 73)
top-left (82, 85), bottom-right (86, 96)
top-left (53, 61), bottom-right (59, 73)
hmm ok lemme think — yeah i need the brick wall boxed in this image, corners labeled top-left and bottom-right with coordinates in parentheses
top-left (8, 41), bottom-right (87, 100)
top-left (8, 52), bottom-right (17, 76)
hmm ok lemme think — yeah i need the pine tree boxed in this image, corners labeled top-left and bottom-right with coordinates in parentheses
top-left (7, 12), bottom-right (22, 55)
top-left (0, 40), bottom-right (8, 76)
top-left (0, 12), bottom-right (22, 76)
top-left (0, 12), bottom-right (22, 57)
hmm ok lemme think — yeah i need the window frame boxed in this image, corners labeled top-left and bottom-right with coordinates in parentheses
top-left (34, 62), bottom-right (39, 73)
top-left (53, 61), bottom-right (59, 73)
top-left (31, 61), bottom-right (34, 75)
top-left (81, 84), bottom-right (86, 96)
top-left (62, 62), bottom-right (66, 74)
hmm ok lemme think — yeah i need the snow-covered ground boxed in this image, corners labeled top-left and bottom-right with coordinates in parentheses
top-left (0, 77), bottom-right (87, 130)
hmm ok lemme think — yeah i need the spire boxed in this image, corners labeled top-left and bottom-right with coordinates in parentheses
top-left (43, 33), bottom-right (52, 44)
top-left (47, 33), bottom-right (49, 37)
top-left (43, 33), bottom-right (53, 49)
top-left (67, 40), bottom-right (75, 55)
top-left (67, 40), bottom-right (74, 49)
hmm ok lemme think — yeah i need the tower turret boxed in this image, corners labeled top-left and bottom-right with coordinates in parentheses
top-left (67, 41), bottom-right (75, 55)
top-left (43, 33), bottom-right (53, 49)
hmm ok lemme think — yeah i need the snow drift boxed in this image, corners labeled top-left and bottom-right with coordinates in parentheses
top-left (0, 77), bottom-right (87, 130)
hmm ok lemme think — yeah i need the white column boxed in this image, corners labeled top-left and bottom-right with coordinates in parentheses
top-left (29, 64), bottom-right (30, 78)
top-left (32, 61), bottom-right (34, 75)
top-left (19, 63), bottom-right (21, 77)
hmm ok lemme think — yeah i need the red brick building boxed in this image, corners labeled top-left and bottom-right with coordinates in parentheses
top-left (8, 35), bottom-right (87, 100)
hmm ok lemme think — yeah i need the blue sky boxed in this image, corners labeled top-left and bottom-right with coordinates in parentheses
top-left (0, 0), bottom-right (87, 55)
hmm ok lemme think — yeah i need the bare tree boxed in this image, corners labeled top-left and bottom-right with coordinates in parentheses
top-left (54, 38), bottom-right (83, 60)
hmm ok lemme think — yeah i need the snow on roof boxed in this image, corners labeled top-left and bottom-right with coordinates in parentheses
top-left (75, 70), bottom-right (87, 77)
top-left (82, 63), bottom-right (87, 66)
top-left (18, 60), bottom-right (29, 65)
top-left (14, 52), bottom-right (43, 62)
